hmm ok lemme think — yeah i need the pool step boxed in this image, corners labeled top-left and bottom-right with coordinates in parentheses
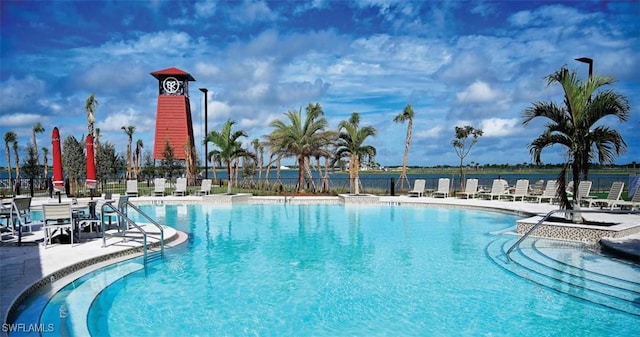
top-left (38, 261), bottom-right (144, 337)
top-left (486, 237), bottom-right (640, 317)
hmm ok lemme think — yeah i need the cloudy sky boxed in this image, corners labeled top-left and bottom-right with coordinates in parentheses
top-left (1, 0), bottom-right (639, 169)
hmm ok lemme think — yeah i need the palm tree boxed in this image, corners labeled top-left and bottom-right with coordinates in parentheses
top-left (135, 139), bottom-right (143, 179)
top-left (334, 112), bottom-right (377, 195)
top-left (42, 146), bottom-right (49, 181)
top-left (267, 103), bottom-right (333, 193)
top-left (205, 119), bottom-right (254, 194)
top-left (4, 131), bottom-right (16, 191)
top-left (121, 125), bottom-right (135, 179)
top-left (393, 104), bottom-right (414, 190)
top-left (523, 66), bottom-right (630, 212)
top-left (12, 139), bottom-right (20, 192)
top-left (86, 94), bottom-right (98, 138)
top-left (32, 122), bottom-right (45, 172)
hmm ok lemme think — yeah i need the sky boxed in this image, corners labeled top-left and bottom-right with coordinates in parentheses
top-left (1, 0), bottom-right (639, 169)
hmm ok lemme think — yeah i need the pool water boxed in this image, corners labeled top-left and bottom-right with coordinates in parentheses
top-left (14, 204), bottom-right (640, 336)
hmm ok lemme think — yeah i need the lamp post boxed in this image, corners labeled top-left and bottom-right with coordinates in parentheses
top-left (575, 57), bottom-right (593, 78)
top-left (199, 88), bottom-right (209, 179)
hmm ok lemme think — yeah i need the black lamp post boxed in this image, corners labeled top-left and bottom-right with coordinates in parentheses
top-left (575, 57), bottom-right (593, 78)
top-left (199, 88), bottom-right (209, 179)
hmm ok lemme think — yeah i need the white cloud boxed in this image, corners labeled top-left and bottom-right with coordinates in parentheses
top-left (195, 0), bottom-right (217, 18)
top-left (415, 125), bottom-right (444, 139)
top-left (478, 118), bottom-right (521, 137)
top-left (456, 81), bottom-right (499, 103)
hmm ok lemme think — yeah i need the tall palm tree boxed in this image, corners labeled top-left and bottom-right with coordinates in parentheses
top-left (42, 146), bottom-right (49, 180)
top-left (86, 94), bottom-right (98, 138)
top-left (267, 103), bottom-right (333, 193)
top-left (4, 131), bottom-right (16, 191)
top-left (12, 139), bottom-right (20, 191)
top-left (205, 119), bottom-right (254, 194)
top-left (121, 125), bottom-right (135, 179)
top-left (135, 139), bottom-right (143, 179)
top-left (523, 66), bottom-right (630, 212)
top-left (334, 112), bottom-right (377, 195)
top-left (393, 104), bottom-right (414, 190)
top-left (32, 122), bottom-right (45, 173)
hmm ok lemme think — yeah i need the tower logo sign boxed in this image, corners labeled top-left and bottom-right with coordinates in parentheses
top-left (163, 77), bottom-right (180, 94)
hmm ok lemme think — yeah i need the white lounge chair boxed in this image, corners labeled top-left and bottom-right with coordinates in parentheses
top-left (125, 180), bottom-right (139, 197)
top-left (587, 181), bottom-right (624, 209)
top-left (610, 185), bottom-right (640, 210)
top-left (456, 179), bottom-right (478, 199)
top-left (529, 179), bottom-right (545, 195)
top-left (408, 179), bottom-right (426, 197)
top-left (501, 179), bottom-right (529, 201)
top-left (153, 178), bottom-right (167, 197)
top-left (197, 179), bottom-right (212, 196)
top-left (173, 177), bottom-right (187, 196)
top-left (526, 180), bottom-right (557, 203)
top-left (480, 179), bottom-right (509, 200)
top-left (42, 203), bottom-right (74, 247)
top-left (432, 178), bottom-right (450, 198)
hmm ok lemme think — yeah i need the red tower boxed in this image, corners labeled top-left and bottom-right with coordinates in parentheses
top-left (151, 67), bottom-right (196, 162)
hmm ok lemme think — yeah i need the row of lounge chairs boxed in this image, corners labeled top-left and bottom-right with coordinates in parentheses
top-left (125, 178), bottom-right (213, 197)
top-left (406, 178), bottom-right (639, 209)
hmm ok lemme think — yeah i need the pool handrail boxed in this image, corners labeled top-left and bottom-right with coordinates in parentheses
top-left (100, 199), bottom-right (164, 264)
top-left (506, 208), bottom-right (640, 257)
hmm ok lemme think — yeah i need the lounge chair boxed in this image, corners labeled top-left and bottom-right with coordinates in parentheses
top-left (408, 179), bottom-right (426, 197)
top-left (610, 185), bottom-right (640, 210)
top-left (479, 179), bottom-right (509, 200)
top-left (586, 181), bottom-right (624, 209)
top-left (432, 178), bottom-right (450, 198)
top-left (125, 180), bottom-right (139, 197)
top-left (529, 179), bottom-right (545, 195)
top-left (456, 179), bottom-right (478, 199)
top-left (501, 179), bottom-right (529, 201)
top-left (197, 179), bottom-right (212, 196)
top-left (42, 203), bottom-right (74, 247)
top-left (525, 180), bottom-right (557, 203)
top-left (173, 177), bottom-right (187, 196)
top-left (154, 178), bottom-right (167, 197)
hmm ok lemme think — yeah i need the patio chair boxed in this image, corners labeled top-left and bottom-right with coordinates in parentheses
top-left (529, 179), bottom-right (545, 195)
top-left (586, 181), bottom-right (624, 209)
top-left (173, 177), bottom-right (187, 196)
top-left (408, 179), bottom-right (426, 197)
top-left (501, 179), bottom-right (529, 201)
top-left (125, 180), bottom-right (139, 197)
top-left (0, 197), bottom-right (33, 239)
top-left (456, 179), bottom-right (479, 199)
top-left (42, 203), bottom-right (74, 247)
top-left (479, 179), bottom-right (509, 200)
top-left (610, 185), bottom-right (640, 210)
top-left (197, 179), bottom-right (212, 196)
top-left (432, 178), bottom-right (450, 198)
top-left (525, 180), bottom-right (557, 203)
top-left (154, 178), bottom-right (167, 197)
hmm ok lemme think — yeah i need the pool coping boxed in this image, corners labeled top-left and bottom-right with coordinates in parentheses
top-left (2, 194), bottom-right (639, 336)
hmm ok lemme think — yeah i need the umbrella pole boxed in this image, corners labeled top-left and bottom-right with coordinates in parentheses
top-left (57, 191), bottom-right (61, 203)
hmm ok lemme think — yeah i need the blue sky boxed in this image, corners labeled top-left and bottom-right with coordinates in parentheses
top-left (1, 0), bottom-right (639, 168)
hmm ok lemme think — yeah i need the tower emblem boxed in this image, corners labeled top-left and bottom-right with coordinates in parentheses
top-left (162, 77), bottom-right (180, 94)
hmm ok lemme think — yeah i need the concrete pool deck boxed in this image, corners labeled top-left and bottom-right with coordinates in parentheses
top-left (1, 194), bottom-right (639, 335)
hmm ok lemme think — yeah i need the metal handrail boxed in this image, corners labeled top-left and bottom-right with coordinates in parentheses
top-left (100, 200), bottom-right (165, 263)
top-left (506, 208), bottom-right (640, 256)
top-left (124, 200), bottom-right (165, 256)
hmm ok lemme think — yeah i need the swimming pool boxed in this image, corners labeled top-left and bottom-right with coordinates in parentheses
top-left (11, 204), bottom-right (640, 336)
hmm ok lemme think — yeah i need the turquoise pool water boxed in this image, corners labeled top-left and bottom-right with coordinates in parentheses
top-left (11, 204), bottom-right (640, 336)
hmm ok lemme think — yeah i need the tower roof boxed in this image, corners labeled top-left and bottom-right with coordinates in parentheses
top-left (151, 67), bottom-right (196, 81)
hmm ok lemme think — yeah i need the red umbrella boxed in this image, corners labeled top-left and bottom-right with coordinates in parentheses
top-left (51, 127), bottom-right (64, 192)
top-left (86, 134), bottom-right (97, 189)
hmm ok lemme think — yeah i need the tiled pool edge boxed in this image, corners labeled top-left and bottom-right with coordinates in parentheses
top-left (3, 229), bottom-right (186, 329)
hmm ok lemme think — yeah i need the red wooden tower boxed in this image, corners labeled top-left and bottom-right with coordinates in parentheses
top-left (151, 67), bottom-right (196, 174)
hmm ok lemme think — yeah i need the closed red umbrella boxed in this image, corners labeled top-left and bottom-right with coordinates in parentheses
top-left (51, 127), bottom-right (64, 193)
top-left (86, 134), bottom-right (97, 189)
